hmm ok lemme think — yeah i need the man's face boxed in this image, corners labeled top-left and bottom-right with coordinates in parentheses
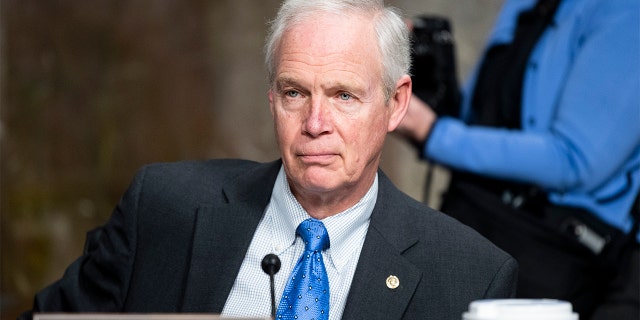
top-left (269, 12), bottom-right (409, 209)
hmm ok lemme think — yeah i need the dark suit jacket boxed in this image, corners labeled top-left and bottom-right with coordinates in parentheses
top-left (26, 159), bottom-right (517, 320)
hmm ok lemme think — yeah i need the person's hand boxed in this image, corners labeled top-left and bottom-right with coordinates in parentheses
top-left (395, 94), bottom-right (437, 148)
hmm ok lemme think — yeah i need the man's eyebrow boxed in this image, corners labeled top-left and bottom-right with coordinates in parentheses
top-left (324, 80), bottom-right (358, 90)
top-left (322, 79), bottom-right (368, 96)
top-left (274, 76), bottom-right (366, 95)
top-left (274, 77), bottom-right (300, 91)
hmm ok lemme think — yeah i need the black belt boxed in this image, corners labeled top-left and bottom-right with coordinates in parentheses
top-left (450, 171), bottom-right (548, 211)
top-left (450, 171), bottom-right (640, 253)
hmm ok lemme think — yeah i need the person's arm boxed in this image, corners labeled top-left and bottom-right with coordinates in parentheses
top-left (25, 169), bottom-right (144, 316)
top-left (395, 94), bottom-right (438, 155)
top-left (483, 256), bottom-right (518, 299)
top-left (424, 1), bottom-right (640, 191)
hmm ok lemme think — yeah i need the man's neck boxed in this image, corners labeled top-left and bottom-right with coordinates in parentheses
top-left (289, 172), bottom-right (378, 219)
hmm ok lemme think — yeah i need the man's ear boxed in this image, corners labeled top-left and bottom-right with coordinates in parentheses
top-left (387, 75), bottom-right (412, 132)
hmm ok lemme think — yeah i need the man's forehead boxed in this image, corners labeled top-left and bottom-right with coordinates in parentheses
top-left (282, 11), bottom-right (376, 51)
top-left (276, 15), bottom-right (380, 71)
top-left (274, 52), bottom-right (381, 90)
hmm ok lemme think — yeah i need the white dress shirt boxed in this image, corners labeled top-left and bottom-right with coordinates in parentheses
top-left (221, 165), bottom-right (377, 319)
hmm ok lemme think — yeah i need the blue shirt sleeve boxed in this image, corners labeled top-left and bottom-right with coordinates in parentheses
top-left (423, 0), bottom-right (640, 233)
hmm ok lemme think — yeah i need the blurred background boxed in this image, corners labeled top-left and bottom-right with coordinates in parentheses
top-left (0, 0), bottom-right (502, 318)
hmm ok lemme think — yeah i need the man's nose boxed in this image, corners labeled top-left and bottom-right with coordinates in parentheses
top-left (303, 96), bottom-right (332, 137)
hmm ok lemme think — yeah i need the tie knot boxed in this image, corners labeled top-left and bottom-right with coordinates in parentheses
top-left (297, 218), bottom-right (330, 252)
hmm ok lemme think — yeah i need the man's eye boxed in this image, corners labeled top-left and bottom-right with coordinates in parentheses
top-left (338, 92), bottom-right (352, 101)
top-left (285, 90), bottom-right (300, 98)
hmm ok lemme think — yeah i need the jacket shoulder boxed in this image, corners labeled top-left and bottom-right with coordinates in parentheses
top-left (128, 158), bottom-right (279, 206)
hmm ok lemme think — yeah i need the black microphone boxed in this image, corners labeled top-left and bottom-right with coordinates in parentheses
top-left (261, 253), bottom-right (281, 319)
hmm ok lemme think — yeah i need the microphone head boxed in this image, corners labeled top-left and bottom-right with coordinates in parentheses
top-left (261, 253), bottom-right (281, 275)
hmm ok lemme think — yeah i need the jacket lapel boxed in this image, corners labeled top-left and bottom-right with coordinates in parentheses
top-left (180, 160), bottom-right (282, 312)
top-left (179, 163), bottom-right (422, 317)
top-left (341, 172), bottom-right (423, 319)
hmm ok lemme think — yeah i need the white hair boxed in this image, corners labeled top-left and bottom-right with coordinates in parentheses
top-left (264, 0), bottom-right (411, 101)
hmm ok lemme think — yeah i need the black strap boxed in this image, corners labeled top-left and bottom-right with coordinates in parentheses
top-left (629, 192), bottom-right (640, 241)
top-left (470, 0), bottom-right (561, 128)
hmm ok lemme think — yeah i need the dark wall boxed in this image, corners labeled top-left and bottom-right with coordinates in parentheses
top-left (0, 1), bottom-right (501, 319)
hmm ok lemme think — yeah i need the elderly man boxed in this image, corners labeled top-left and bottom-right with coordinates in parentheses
top-left (22, 1), bottom-right (517, 319)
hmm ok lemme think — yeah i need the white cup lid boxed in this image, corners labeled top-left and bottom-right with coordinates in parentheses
top-left (462, 299), bottom-right (579, 320)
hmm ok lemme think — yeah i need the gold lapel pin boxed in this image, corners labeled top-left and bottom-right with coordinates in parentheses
top-left (386, 275), bottom-right (400, 289)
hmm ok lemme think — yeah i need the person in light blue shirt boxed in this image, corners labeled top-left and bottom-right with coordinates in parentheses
top-left (397, 0), bottom-right (639, 319)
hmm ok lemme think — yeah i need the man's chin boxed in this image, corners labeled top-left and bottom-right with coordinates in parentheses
top-left (289, 168), bottom-right (344, 193)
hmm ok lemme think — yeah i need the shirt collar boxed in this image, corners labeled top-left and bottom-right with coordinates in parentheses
top-left (269, 165), bottom-right (377, 272)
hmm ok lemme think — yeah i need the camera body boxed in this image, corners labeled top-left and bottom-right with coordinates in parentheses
top-left (410, 15), bottom-right (461, 117)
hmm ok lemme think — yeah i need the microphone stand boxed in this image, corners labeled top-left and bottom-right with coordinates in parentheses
top-left (261, 254), bottom-right (281, 319)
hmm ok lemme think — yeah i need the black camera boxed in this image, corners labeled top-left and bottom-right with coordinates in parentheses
top-left (410, 15), bottom-right (461, 117)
